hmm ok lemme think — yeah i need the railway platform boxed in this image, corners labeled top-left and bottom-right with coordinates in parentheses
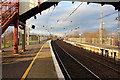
top-left (64, 40), bottom-right (120, 60)
top-left (51, 40), bottom-right (120, 79)
top-left (2, 40), bottom-right (63, 79)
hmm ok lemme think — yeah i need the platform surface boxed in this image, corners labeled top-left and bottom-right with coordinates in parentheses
top-left (27, 41), bottom-right (58, 79)
top-left (2, 41), bottom-right (58, 79)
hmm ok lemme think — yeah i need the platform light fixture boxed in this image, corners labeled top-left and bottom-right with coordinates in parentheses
top-left (72, 1), bottom-right (74, 4)
top-left (34, 15), bottom-right (37, 19)
top-left (18, 25), bottom-right (24, 29)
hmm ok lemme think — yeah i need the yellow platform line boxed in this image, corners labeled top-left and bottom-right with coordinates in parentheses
top-left (21, 44), bottom-right (45, 80)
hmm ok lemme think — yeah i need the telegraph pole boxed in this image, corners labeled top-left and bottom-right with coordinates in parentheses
top-left (99, 11), bottom-right (104, 44)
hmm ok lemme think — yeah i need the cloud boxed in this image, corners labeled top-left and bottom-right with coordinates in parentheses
top-left (26, 1), bottom-right (117, 36)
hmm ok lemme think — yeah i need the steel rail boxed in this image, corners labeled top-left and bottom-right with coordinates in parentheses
top-left (77, 50), bottom-right (120, 73)
top-left (55, 41), bottom-right (102, 80)
top-left (52, 42), bottom-right (72, 80)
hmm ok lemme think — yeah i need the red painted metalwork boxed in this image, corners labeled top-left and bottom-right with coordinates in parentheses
top-left (14, 20), bottom-right (18, 53)
top-left (2, 13), bottom-right (18, 34)
top-left (1, 0), bottom-right (19, 33)
top-left (1, 0), bottom-right (19, 53)
top-left (2, 0), bottom-right (18, 25)
top-left (15, 0), bottom-right (19, 13)
top-left (38, 0), bottom-right (40, 8)
top-left (14, 0), bottom-right (19, 54)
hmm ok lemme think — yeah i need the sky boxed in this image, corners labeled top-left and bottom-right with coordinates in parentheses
top-left (9, 1), bottom-right (119, 37)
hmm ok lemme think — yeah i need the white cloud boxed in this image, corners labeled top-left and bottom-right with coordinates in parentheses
top-left (26, 1), bottom-right (117, 36)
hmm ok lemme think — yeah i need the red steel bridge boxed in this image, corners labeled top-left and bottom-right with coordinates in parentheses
top-left (0, 0), bottom-right (120, 54)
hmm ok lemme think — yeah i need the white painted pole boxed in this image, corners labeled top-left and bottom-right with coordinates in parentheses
top-left (99, 11), bottom-right (103, 44)
top-left (27, 27), bottom-right (30, 45)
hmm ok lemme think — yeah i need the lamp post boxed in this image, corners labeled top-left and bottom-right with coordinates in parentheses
top-left (116, 14), bottom-right (120, 53)
top-left (27, 25), bottom-right (31, 45)
top-left (27, 24), bottom-right (35, 45)
top-left (115, 13), bottom-right (120, 53)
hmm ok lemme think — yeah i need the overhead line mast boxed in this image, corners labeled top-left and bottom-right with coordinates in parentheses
top-left (99, 11), bottom-right (104, 44)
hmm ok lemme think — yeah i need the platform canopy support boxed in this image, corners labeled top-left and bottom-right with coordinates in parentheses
top-left (19, 21), bottom-right (26, 52)
top-left (13, 20), bottom-right (19, 54)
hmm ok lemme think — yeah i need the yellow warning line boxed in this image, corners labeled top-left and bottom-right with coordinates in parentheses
top-left (21, 44), bottom-right (44, 80)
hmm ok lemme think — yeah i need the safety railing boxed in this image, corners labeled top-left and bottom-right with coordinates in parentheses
top-left (2, 0), bottom-right (18, 25)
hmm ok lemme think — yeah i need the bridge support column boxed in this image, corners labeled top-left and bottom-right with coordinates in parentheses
top-left (14, 20), bottom-right (18, 54)
top-left (19, 21), bottom-right (26, 52)
top-left (21, 26), bottom-right (25, 52)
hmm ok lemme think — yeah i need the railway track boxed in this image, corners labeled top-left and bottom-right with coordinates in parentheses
top-left (62, 41), bottom-right (120, 73)
top-left (51, 40), bottom-right (120, 79)
top-left (52, 40), bottom-right (101, 80)
top-left (76, 50), bottom-right (120, 73)
top-left (75, 43), bottom-right (120, 67)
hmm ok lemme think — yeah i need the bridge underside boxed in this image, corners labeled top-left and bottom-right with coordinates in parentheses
top-left (20, 2), bottom-right (58, 22)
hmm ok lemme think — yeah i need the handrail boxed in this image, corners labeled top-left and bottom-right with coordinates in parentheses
top-left (1, 0), bottom-right (18, 25)
top-left (2, 4), bottom-right (16, 24)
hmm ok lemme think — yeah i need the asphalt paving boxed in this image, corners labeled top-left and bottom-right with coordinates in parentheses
top-left (2, 41), bottom-right (46, 79)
